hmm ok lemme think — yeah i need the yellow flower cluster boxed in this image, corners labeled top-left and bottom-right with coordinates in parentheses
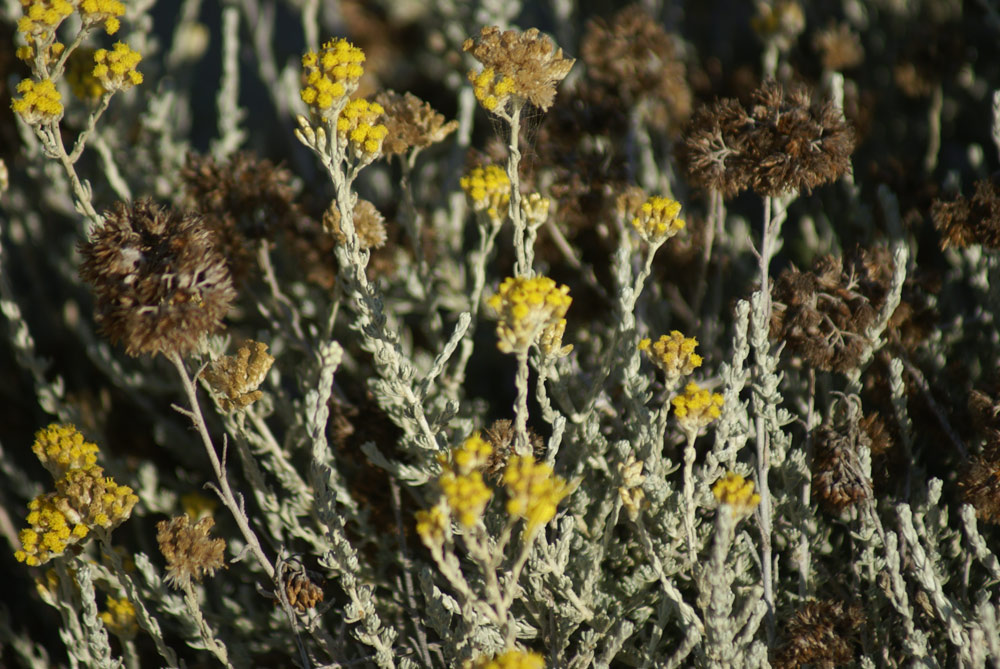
top-left (100, 596), bottom-right (138, 639)
top-left (503, 455), bottom-right (570, 532)
top-left (639, 331), bottom-right (703, 383)
top-left (93, 42), bottom-right (143, 92)
top-left (468, 67), bottom-right (515, 112)
top-left (32, 423), bottom-right (99, 478)
top-left (631, 196), bottom-right (686, 245)
top-left (415, 505), bottom-right (449, 546)
top-left (466, 649), bottom-right (546, 669)
top-left (79, 0), bottom-right (125, 34)
top-left (16, 0), bottom-right (73, 39)
top-left (66, 48), bottom-right (105, 101)
top-left (437, 434), bottom-right (494, 528)
top-left (712, 472), bottom-right (761, 516)
top-left (11, 77), bottom-right (63, 125)
top-left (460, 164), bottom-right (510, 222)
top-left (300, 38), bottom-right (365, 119)
top-left (487, 276), bottom-right (572, 355)
top-left (15, 424), bottom-right (138, 567)
top-left (337, 98), bottom-right (389, 158)
top-left (672, 382), bottom-right (724, 436)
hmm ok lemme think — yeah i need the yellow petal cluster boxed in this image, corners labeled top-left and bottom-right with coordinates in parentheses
top-left (503, 455), bottom-right (570, 532)
top-left (32, 423), bottom-right (99, 478)
top-left (100, 596), bottom-right (138, 639)
top-left (639, 331), bottom-right (703, 383)
top-left (93, 42), bottom-right (143, 92)
top-left (79, 0), bottom-right (125, 34)
top-left (487, 276), bottom-right (572, 355)
top-left (300, 38), bottom-right (365, 119)
top-left (337, 98), bottom-right (389, 158)
top-left (436, 434), bottom-right (494, 528)
top-left (631, 196), bottom-right (685, 245)
top-left (460, 164), bottom-right (510, 222)
top-left (11, 78), bottom-right (63, 125)
top-left (672, 382), bottom-right (724, 435)
top-left (468, 67), bottom-right (515, 112)
top-left (466, 649), bottom-right (546, 669)
top-left (713, 472), bottom-right (761, 517)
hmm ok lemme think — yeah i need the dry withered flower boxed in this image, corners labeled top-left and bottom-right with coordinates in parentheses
top-left (811, 404), bottom-right (873, 514)
top-left (375, 90), bottom-right (458, 157)
top-left (157, 515), bottom-right (227, 589)
top-left (79, 199), bottom-right (236, 358)
top-left (463, 26), bottom-right (574, 112)
top-left (323, 198), bottom-right (388, 251)
top-left (960, 390), bottom-right (1000, 524)
top-left (201, 341), bottom-right (275, 412)
top-left (770, 248), bottom-right (891, 374)
top-left (181, 152), bottom-right (302, 283)
top-left (812, 22), bottom-right (864, 71)
top-left (580, 4), bottom-right (691, 133)
top-left (772, 599), bottom-right (865, 669)
top-left (283, 569), bottom-right (324, 612)
top-left (482, 419), bottom-right (544, 480)
top-left (682, 80), bottom-right (855, 197)
top-left (931, 176), bottom-right (1000, 250)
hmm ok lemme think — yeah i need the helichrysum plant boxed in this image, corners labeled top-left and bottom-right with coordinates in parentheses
top-left (4, 3), bottom-right (1000, 668)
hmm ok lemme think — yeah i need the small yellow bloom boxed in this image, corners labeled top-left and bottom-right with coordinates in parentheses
top-left (337, 98), bottom-right (388, 160)
top-left (300, 38), bottom-right (365, 119)
top-left (79, 0), bottom-right (125, 34)
top-left (639, 331), bottom-right (703, 383)
top-left (466, 649), bottom-right (545, 669)
top-left (503, 455), bottom-right (570, 532)
top-left (487, 276), bottom-right (572, 355)
top-left (11, 78), bottom-right (63, 125)
top-left (460, 164), bottom-right (510, 223)
top-left (713, 472), bottom-right (761, 517)
top-left (100, 596), bottom-right (138, 639)
top-left (672, 382), bottom-right (724, 436)
top-left (32, 424), bottom-right (100, 479)
top-left (415, 505), bottom-right (449, 548)
top-left (631, 196), bottom-right (685, 245)
top-left (93, 42), bottom-right (143, 92)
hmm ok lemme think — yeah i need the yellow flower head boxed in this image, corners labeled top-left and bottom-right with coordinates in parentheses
top-left (100, 596), bottom-right (137, 639)
top-left (639, 331), bottom-right (703, 383)
top-left (11, 78), bottom-right (63, 125)
top-left (93, 42), bottom-right (143, 92)
top-left (466, 649), bottom-right (546, 669)
top-left (300, 38), bottom-right (365, 119)
top-left (415, 505), bottom-right (449, 548)
top-left (713, 472), bottom-right (761, 517)
top-left (468, 67), bottom-right (516, 112)
top-left (17, 0), bottom-right (73, 38)
top-left (79, 0), bottom-right (125, 35)
top-left (631, 196), bottom-right (685, 245)
top-left (487, 276), bottom-right (572, 355)
top-left (503, 455), bottom-right (570, 532)
top-left (436, 434), bottom-right (494, 528)
top-left (672, 382), bottom-right (724, 436)
top-left (337, 98), bottom-right (389, 159)
top-left (460, 164), bottom-right (510, 223)
top-left (32, 423), bottom-right (100, 479)
top-left (66, 48), bottom-right (106, 101)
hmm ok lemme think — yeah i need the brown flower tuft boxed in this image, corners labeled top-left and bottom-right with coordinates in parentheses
top-left (157, 515), bottom-right (227, 589)
top-left (812, 22), bottom-right (864, 71)
top-left (181, 152), bottom-right (302, 283)
top-left (811, 400), bottom-right (873, 514)
top-left (770, 248), bottom-right (891, 374)
top-left (283, 569), bottom-right (324, 612)
top-left (580, 5), bottom-right (692, 133)
top-left (79, 199), bottom-right (236, 358)
top-left (681, 80), bottom-right (855, 197)
top-left (772, 599), bottom-right (865, 669)
top-left (201, 341), bottom-right (275, 412)
top-left (375, 90), bottom-right (458, 157)
top-left (931, 176), bottom-right (1000, 250)
top-left (323, 199), bottom-right (388, 251)
top-left (482, 419), bottom-right (545, 480)
top-left (463, 26), bottom-right (574, 112)
top-left (959, 390), bottom-right (1000, 524)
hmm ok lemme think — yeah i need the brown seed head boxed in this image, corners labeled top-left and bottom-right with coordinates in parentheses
top-left (931, 176), bottom-right (1000, 250)
top-left (157, 515), bottom-right (227, 589)
top-left (283, 570), bottom-right (324, 612)
top-left (375, 90), bottom-right (458, 157)
top-left (772, 599), bottom-right (865, 669)
top-left (79, 199), bottom-right (236, 358)
top-left (811, 400), bottom-right (873, 514)
top-left (201, 341), bottom-right (275, 412)
top-left (323, 199), bottom-right (388, 251)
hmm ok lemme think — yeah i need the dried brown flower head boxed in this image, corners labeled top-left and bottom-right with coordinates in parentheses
top-left (812, 22), bottom-right (864, 71)
top-left (464, 26), bottom-right (574, 112)
top-left (282, 569), bottom-right (324, 612)
top-left (580, 5), bottom-right (692, 133)
top-left (772, 599), bottom-right (865, 669)
top-left (375, 90), bottom-right (458, 157)
top-left (181, 152), bottom-right (301, 283)
top-left (770, 248), bottom-right (891, 374)
top-left (960, 390), bottom-right (1000, 524)
top-left (201, 341), bottom-right (275, 412)
top-left (323, 199), bottom-right (388, 251)
top-left (482, 419), bottom-right (545, 480)
top-left (811, 399), bottom-right (873, 514)
top-left (157, 515), bottom-right (227, 589)
top-left (79, 199), bottom-right (236, 358)
top-left (681, 80), bottom-right (855, 197)
top-left (931, 177), bottom-right (1000, 250)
